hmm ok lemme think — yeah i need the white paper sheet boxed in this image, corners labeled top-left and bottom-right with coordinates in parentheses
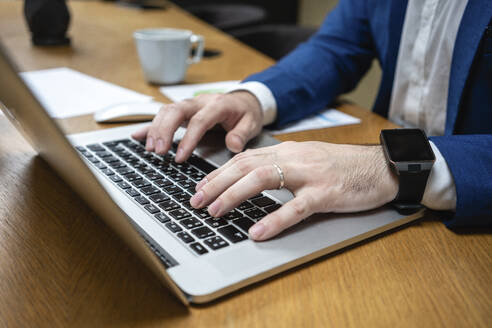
top-left (267, 108), bottom-right (361, 135)
top-left (160, 81), bottom-right (360, 134)
top-left (160, 81), bottom-right (240, 102)
top-left (20, 67), bottom-right (153, 118)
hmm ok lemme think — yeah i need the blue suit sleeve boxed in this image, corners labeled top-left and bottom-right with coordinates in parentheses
top-left (244, 0), bottom-right (376, 127)
top-left (430, 135), bottom-right (492, 228)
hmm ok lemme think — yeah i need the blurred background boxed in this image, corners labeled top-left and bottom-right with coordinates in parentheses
top-left (30, 0), bottom-right (382, 110)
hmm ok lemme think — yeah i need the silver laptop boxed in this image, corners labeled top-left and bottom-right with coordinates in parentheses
top-left (0, 43), bottom-right (421, 304)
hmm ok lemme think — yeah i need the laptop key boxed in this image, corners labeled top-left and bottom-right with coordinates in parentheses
top-left (160, 167), bottom-right (178, 175)
top-left (244, 208), bottom-right (267, 220)
top-left (264, 204), bottom-right (281, 213)
top-left (87, 144), bottom-right (105, 152)
top-left (149, 193), bottom-right (169, 203)
top-left (189, 172), bottom-right (205, 181)
top-left (158, 200), bottom-right (180, 211)
top-left (155, 212), bottom-right (171, 223)
top-left (117, 181), bottom-right (131, 189)
top-left (172, 192), bottom-right (191, 204)
top-left (177, 231), bottom-right (195, 244)
top-left (181, 201), bottom-right (194, 210)
top-left (169, 172), bottom-right (187, 182)
top-left (180, 217), bottom-right (203, 229)
top-left (205, 218), bottom-right (228, 228)
top-left (144, 204), bottom-right (160, 214)
top-left (163, 185), bottom-right (181, 195)
top-left (102, 141), bottom-right (119, 148)
top-left (103, 156), bottom-right (119, 163)
top-left (154, 178), bottom-right (173, 188)
top-left (125, 173), bottom-right (142, 182)
top-left (187, 155), bottom-right (217, 174)
top-left (146, 171), bottom-right (164, 181)
top-left (110, 175), bottom-right (122, 183)
top-left (249, 194), bottom-right (263, 200)
top-left (221, 210), bottom-right (242, 220)
top-left (95, 151), bottom-right (112, 158)
top-left (165, 222), bottom-right (182, 233)
top-left (137, 166), bottom-right (154, 174)
top-left (191, 226), bottom-right (215, 239)
top-left (168, 208), bottom-right (191, 220)
top-left (117, 167), bottom-right (134, 175)
top-left (172, 162), bottom-right (190, 171)
top-left (116, 150), bottom-right (132, 158)
top-left (178, 179), bottom-right (196, 189)
top-left (88, 157), bottom-right (100, 164)
top-left (109, 161), bottom-right (126, 169)
top-left (237, 201), bottom-right (254, 211)
top-left (132, 179), bottom-right (151, 189)
top-left (189, 242), bottom-right (208, 255)
top-left (101, 168), bottom-right (114, 176)
top-left (217, 225), bottom-right (248, 243)
top-left (95, 162), bottom-right (107, 170)
top-left (181, 167), bottom-right (198, 176)
top-left (124, 156), bottom-right (139, 164)
top-left (204, 236), bottom-right (229, 250)
top-left (135, 196), bottom-right (150, 205)
top-left (141, 186), bottom-right (160, 196)
top-left (251, 196), bottom-right (275, 208)
top-left (125, 188), bottom-right (140, 197)
top-left (193, 208), bottom-right (211, 220)
top-left (232, 217), bottom-right (255, 233)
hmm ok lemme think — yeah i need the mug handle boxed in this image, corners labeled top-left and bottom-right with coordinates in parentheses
top-left (188, 34), bottom-right (204, 64)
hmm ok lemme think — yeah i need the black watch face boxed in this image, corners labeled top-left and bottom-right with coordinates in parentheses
top-left (381, 129), bottom-right (435, 162)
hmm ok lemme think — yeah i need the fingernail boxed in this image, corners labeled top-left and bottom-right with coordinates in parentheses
top-left (208, 199), bottom-right (222, 217)
top-left (155, 139), bottom-right (164, 153)
top-left (249, 222), bottom-right (266, 240)
top-left (146, 137), bottom-right (154, 150)
top-left (175, 148), bottom-right (184, 162)
top-left (190, 190), bottom-right (203, 208)
top-left (231, 135), bottom-right (244, 152)
top-left (195, 178), bottom-right (208, 191)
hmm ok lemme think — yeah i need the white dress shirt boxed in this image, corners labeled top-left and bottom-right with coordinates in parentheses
top-left (228, 0), bottom-right (469, 211)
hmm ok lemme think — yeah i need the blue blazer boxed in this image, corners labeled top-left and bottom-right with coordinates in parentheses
top-left (244, 0), bottom-right (492, 228)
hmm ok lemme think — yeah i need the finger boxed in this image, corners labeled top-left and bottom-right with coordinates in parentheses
top-left (195, 147), bottom-right (269, 192)
top-left (190, 154), bottom-right (260, 209)
top-left (175, 105), bottom-right (227, 162)
top-left (225, 114), bottom-right (261, 153)
top-left (131, 125), bottom-right (150, 141)
top-left (249, 195), bottom-right (315, 241)
top-left (205, 165), bottom-right (282, 217)
top-left (144, 109), bottom-right (165, 152)
top-left (147, 102), bottom-right (196, 154)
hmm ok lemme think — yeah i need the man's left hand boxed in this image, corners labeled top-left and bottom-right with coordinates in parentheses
top-left (189, 141), bottom-right (398, 241)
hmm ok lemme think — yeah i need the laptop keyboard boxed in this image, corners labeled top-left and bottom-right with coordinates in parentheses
top-left (75, 138), bottom-right (281, 256)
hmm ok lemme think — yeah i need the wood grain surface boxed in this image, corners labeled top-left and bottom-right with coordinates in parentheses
top-left (0, 1), bottom-right (490, 327)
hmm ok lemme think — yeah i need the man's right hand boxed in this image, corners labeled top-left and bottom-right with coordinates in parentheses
top-left (131, 91), bottom-right (264, 162)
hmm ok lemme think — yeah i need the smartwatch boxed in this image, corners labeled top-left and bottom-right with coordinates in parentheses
top-left (380, 129), bottom-right (435, 214)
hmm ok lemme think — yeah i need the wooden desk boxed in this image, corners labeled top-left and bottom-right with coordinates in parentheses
top-left (0, 2), bottom-right (490, 327)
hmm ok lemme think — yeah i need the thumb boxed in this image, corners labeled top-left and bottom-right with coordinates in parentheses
top-left (225, 114), bottom-right (260, 153)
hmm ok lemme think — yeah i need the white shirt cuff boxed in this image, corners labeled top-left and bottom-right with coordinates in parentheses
top-left (227, 81), bottom-right (277, 126)
top-left (421, 141), bottom-right (457, 211)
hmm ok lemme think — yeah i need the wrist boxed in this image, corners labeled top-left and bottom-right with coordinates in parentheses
top-left (228, 90), bottom-right (263, 122)
top-left (373, 145), bottom-right (399, 204)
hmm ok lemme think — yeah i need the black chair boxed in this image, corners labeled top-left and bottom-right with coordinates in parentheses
top-left (230, 24), bottom-right (317, 60)
top-left (185, 4), bottom-right (267, 32)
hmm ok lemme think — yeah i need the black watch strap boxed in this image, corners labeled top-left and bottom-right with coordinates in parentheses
top-left (392, 169), bottom-right (431, 213)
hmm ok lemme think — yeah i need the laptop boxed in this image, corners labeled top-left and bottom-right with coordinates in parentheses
top-left (0, 43), bottom-right (422, 304)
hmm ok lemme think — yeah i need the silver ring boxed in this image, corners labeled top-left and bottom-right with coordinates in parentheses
top-left (272, 163), bottom-right (285, 190)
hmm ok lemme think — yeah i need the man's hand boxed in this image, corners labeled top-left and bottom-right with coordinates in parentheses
top-left (132, 92), bottom-right (263, 162)
top-left (190, 141), bottom-right (399, 241)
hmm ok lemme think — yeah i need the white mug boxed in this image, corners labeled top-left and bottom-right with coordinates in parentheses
top-left (133, 28), bottom-right (204, 84)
